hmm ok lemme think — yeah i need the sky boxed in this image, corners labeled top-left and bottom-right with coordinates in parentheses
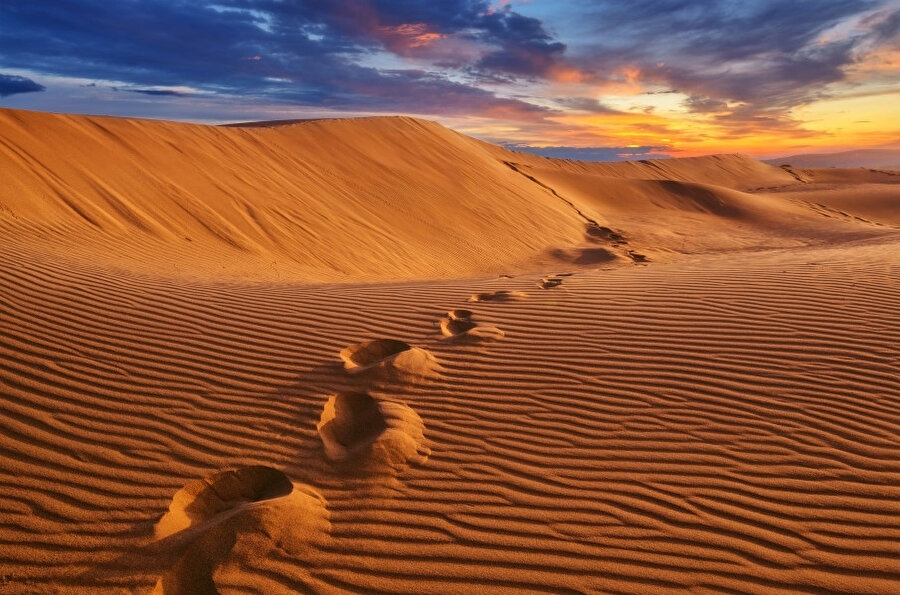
top-left (1, 0), bottom-right (898, 160)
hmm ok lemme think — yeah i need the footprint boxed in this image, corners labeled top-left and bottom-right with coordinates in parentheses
top-left (468, 290), bottom-right (527, 303)
top-left (340, 339), bottom-right (438, 381)
top-left (439, 309), bottom-right (504, 341)
top-left (627, 250), bottom-right (649, 263)
top-left (154, 467), bottom-right (329, 594)
top-left (317, 391), bottom-right (429, 469)
top-left (586, 224), bottom-right (628, 246)
top-left (538, 276), bottom-right (563, 289)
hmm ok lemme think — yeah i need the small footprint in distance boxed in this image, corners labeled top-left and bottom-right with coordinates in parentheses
top-left (468, 290), bottom-right (527, 303)
top-left (538, 276), bottom-right (563, 289)
top-left (439, 309), bottom-right (503, 341)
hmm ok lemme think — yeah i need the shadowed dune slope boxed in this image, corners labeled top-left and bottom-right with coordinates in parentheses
top-left (764, 148), bottom-right (900, 169)
top-left (2, 108), bottom-right (894, 280)
top-left (503, 159), bottom-right (899, 259)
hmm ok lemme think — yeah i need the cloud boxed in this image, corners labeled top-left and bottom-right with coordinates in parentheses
top-left (129, 88), bottom-right (187, 97)
top-left (473, 9), bottom-right (569, 79)
top-left (506, 144), bottom-right (670, 162)
top-left (555, 97), bottom-right (621, 114)
top-left (569, 0), bottom-right (897, 123)
top-left (0, 0), bottom-right (896, 152)
top-left (682, 96), bottom-right (728, 114)
top-left (0, 73), bottom-right (45, 97)
top-left (0, 0), bottom-right (558, 120)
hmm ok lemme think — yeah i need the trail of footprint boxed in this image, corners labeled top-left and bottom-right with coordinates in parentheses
top-left (440, 309), bottom-right (504, 341)
top-left (468, 290), bottom-right (527, 302)
top-left (340, 338), bottom-right (439, 382)
top-left (317, 391), bottom-right (429, 471)
top-left (153, 466), bottom-right (329, 594)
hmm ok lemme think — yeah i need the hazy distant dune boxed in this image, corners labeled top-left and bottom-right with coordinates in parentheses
top-left (765, 148), bottom-right (900, 169)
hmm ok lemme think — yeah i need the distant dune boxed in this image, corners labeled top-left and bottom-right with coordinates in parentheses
top-left (764, 148), bottom-right (900, 169)
top-left (1, 108), bottom-right (899, 594)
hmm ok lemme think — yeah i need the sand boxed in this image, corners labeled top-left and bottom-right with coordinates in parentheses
top-left (0, 107), bottom-right (899, 594)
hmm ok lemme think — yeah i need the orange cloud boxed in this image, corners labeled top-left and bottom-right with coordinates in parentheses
top-left (376, 23), bottom-right (447, 55)
top-left (548, 66), bottom-right (589, 84)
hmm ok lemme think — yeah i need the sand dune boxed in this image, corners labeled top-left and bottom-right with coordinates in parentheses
top-left (3, 107), bottom-right (896, 280)
top-left (1, 108), bottom-right (899, 593)
top-left (764, 148), bottom-right (900, 169)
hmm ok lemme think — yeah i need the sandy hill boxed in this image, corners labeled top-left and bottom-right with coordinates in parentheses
top-left (1, 108), bottom-right (893, 282)
top-left (764, 148), bottom-right (900, 169)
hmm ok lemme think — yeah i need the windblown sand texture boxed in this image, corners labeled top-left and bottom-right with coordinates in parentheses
top-left (1, 107), bottom-right (899, 593)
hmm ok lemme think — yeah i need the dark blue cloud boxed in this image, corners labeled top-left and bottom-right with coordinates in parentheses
top-left (473, 9), bottom-right (568, 78)
top-left (0, 0), bottom-right (562, 117)
top-left (0, 73), bottom-right (45, 97)
top-left (130, 88), bottom-right (187, 97)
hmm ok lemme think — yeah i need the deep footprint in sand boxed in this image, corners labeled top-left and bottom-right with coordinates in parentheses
top-left (468, 290), bottom-right (527, 303)
top-left (153, 466), bottom-right (329, 595)
top-left (317, 391), bottom-right (429, 469)
top-left (538, 276), bottom-right (563, 289)
top-left (340, 338), bottom-right (438, 381)
top-left (440, 309), bottom-right (504, 341)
